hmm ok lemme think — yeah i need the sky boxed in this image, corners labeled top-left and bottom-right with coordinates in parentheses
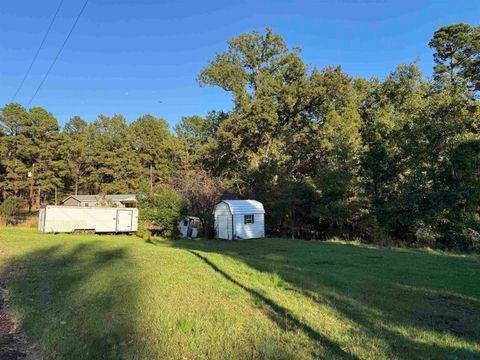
top-left (0, 0), bottom-right (479, 128)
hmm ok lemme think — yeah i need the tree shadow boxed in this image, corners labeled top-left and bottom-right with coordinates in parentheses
top-left (189, 250), bottom-right (359, 360)
top-left (1, 234), bottom-right (349, 359)
top-left (0, 242), bottom-right (142, 359)
top-left (171, 238), bottom-right (480, 359)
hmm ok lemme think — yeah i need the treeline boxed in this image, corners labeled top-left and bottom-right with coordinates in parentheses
top-left (1, 23), bottom-right (480, 250)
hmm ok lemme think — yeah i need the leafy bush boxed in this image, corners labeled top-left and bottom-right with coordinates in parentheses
top-left (460, 228), bottom-right (480, 252)
top-left (448, 227), bottom-right (480, 252)
top-left (442, 213), bottom-right (480, 252)
top-left (414, 221), bottom-right (440, 247)
top-left (0, 197), bottom-right (25, 225)
top-left (137, 185), bottom-right (188, 238)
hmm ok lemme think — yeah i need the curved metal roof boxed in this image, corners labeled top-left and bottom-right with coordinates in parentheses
top-left (221, 200), bottom-right (265, 214)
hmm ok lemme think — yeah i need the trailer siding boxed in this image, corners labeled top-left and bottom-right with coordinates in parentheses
top-left (39, 206), bottom-right (138, 233)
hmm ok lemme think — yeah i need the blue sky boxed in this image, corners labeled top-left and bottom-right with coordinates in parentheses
top-left (0, 0), bottom-right (478, 128)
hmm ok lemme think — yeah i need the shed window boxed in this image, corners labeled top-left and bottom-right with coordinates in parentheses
top-left (244, 214), bottom-right (254, 224)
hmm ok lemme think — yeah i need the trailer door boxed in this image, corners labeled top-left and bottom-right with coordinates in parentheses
top-left (116, 209), bottom-right (134, 232)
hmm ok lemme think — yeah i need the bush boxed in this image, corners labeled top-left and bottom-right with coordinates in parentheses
top-left (448, 228), bottom-right (480, 252)
top-left (461, 228), bottom-right (480, 252)
top-left (414, 221), bottom-right (440, 247)
top-left (444, 213), bottom-right (480, 252)
top-left (0, 197), bottom-right (25, 225)
top-left (137, 185), bottom-right (188, 238)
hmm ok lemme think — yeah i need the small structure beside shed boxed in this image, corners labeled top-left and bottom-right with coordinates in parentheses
top-left (61, 194), bottom-right (137, 208)
top-left (214, 200), bottom-right (265, 240)
top-left (177, 216), bottom-right (201, 238)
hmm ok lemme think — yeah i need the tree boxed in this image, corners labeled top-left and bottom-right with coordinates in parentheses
top-left (360, 64), bottom-right (428, 235)
top-left (198, 29), bottom-right (368, 238)
top-left (130, 115), bottom-right (179, 190)
top-left (0, 196), bottom-right (25, 225)
top-left (197, 28), bottom-right (326, 194)
top-left (172, 168), bottom-right (226, 237)
top-left (0, 103), bottom-right (30, 199)
top-left (88, 115), bottom-right (138, 193)
top-left (137, 185), bottom-right (188, 237)
top-left (63, 116), bottom-right (91, 195)
top-left (175, 113), bottom-right (222, 166)
top-left (429, 24), bottom-right (480, 92)
top-left (23, 107), bottom-right (66, 206)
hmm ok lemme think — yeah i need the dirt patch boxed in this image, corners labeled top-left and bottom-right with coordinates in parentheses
top-left (415, 293), bottom-right (480, 340)
top-left (0, 274), bottom-right (40, 360)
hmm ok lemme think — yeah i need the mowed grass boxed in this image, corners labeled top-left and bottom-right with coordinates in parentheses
top-left (0, 228), bottom-right (479, 359)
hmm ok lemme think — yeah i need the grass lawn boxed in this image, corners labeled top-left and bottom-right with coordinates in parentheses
top-left (0, 227), bottom-right (479, 359)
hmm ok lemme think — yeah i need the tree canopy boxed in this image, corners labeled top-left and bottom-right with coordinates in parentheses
top-left (1, 23), bottom-right (480, 250)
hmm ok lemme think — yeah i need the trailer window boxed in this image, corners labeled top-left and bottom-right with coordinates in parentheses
top-left (244, 215), bottom-right (254, 224)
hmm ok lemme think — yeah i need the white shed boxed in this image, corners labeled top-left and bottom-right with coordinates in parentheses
top-left (214, 200), bottom-right (265, 240)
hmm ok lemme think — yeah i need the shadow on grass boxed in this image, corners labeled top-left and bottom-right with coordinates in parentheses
top-left (172, 239), bottom-right (480, 359)
top-left (1, 242), bottom-right (142, 360)
top-left (189, 250), bottom-right (359, 360)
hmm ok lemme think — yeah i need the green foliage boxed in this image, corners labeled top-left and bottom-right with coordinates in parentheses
top-left (429, 23), bottom-right (480, 92)
top-left (0, 197), bottom-right (25, 224)
top-left (137, 185), bottom-right (188, 238)
top-left (130, 115), bottom-right (180, 189)
top-left (1, 24), bottom-right (480, 252)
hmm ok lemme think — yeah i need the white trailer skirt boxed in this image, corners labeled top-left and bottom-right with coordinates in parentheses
top-left (38, 206), bottom-right (139, 233)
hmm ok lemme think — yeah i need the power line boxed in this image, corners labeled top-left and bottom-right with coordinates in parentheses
top-left (27, 0), bottom-right (89, 108)
top-left (11, 0), bottom-right (65, 102)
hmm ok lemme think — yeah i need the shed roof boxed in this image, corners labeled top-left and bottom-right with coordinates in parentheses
top-left (220, 200), bottom-right (265, 214)
top-left (62, 194), bottom-right (136, 203)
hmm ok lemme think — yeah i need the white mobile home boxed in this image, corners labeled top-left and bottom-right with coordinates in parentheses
top-left (214, 200), bottom-right (265, 240)
top-left (38, 206), bottom-right (138, 233)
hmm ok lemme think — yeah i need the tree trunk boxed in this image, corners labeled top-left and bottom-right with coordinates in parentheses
top-left (150, 163), bottom-right (153, 191)
top-left (28, 163), bottom-right (35, 212)
top-left (75, 173), bottom-right (79, 195)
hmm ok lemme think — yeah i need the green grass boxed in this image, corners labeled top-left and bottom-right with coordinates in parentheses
top-left (0, 227), bottom-right (479, 359)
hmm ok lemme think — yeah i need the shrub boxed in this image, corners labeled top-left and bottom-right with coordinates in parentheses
top-left (137, 185), bottom-right (188, 238)
top-left (444, 213), bottom-right (480, 252)
top-left (448, 228), bottom-right (480, 252)
top-left (414, 221), bottom-right (440, 247)
top-left (0, 197), bottom-right (25, 225)
top-left (461, 228), bottom-right (480, 252)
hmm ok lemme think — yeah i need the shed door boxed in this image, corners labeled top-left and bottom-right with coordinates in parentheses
top-left (116, 209), bottom-right (133, 231)
top-left (217, 215), bottom-right (229, 239)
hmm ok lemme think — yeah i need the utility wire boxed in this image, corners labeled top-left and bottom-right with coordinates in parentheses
top-left (27, 0), bottom-right (89, 108)
top-left (11, 0), bottom-right (65, 102)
